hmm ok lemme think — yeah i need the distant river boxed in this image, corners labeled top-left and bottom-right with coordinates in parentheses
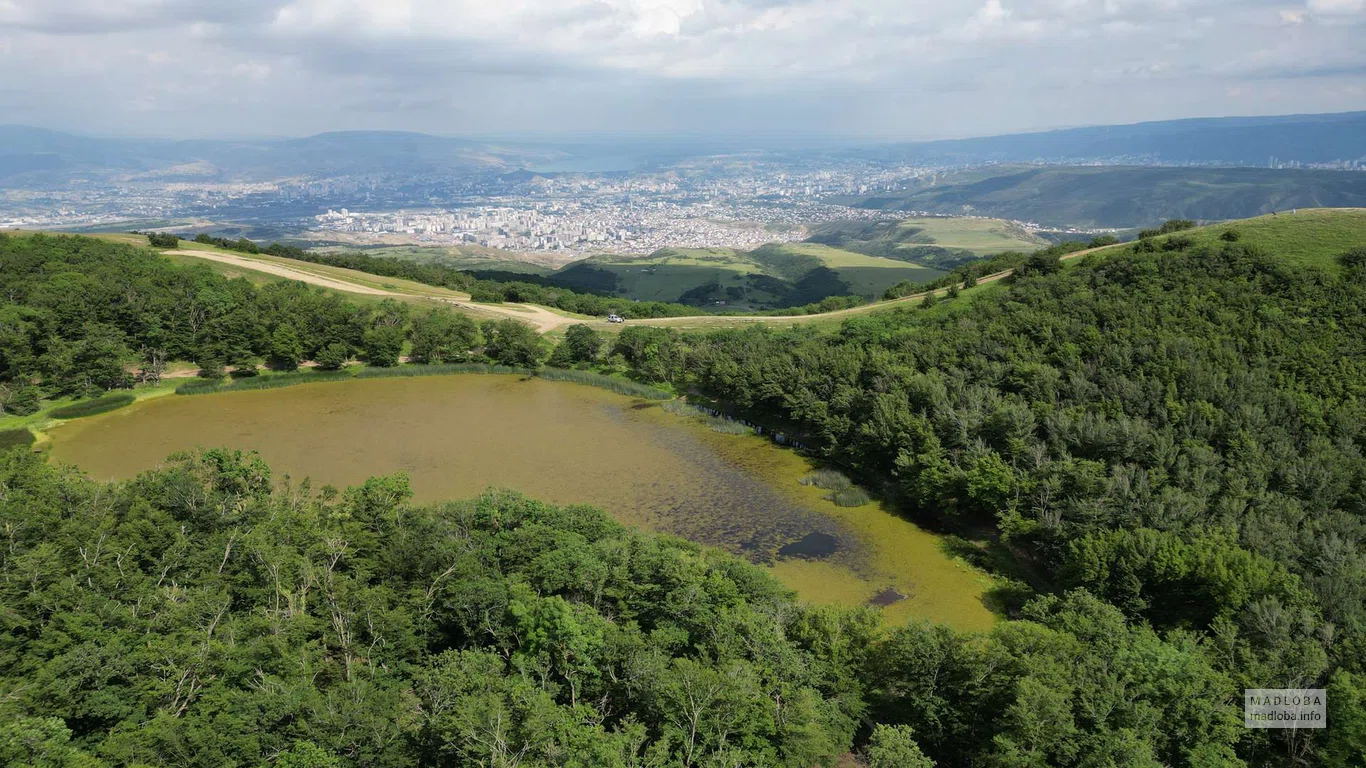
top-left (47, 375), bottom-right (995, 630)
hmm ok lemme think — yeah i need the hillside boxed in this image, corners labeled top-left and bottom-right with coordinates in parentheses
top-left (807, 215), bottom-right (1047, 269)
top-left (864, 110), bottom-right (1366, 166)
top-left (4, 211), bottom-right (1366, 766)
top-left (0, 127), bottom-right (567, 185)
top-left (549, 242), bottom-right (946, 310)
top-left (595, 209), bottom-right (1366, 765)
top-left (1139, 207), bottom-right (1366, 269)
top-left (849, 166), bottom-right (1366, 228)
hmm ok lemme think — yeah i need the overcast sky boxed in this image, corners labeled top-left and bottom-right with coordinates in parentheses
top-left (1, 0), bottom-right (1363, 141)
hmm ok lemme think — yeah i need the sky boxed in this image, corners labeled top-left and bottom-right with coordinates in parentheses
top-left (1, 0), bottom-right (1364, 141)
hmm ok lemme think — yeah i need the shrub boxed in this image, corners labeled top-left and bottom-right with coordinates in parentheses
top-left (1162, 235), bottom-right (1194, 252)
top-left (315, 343), bottom-right (352, 371)
top-left (0, 428), bottom-right (35, 452)
top-left (1220, 229), bottom-right (1241, 242)
top-left (49, 393), bottom-right (136, 419)
top-left (146, 233), bottom-right (180, 248)
top-left (1018, 251), bottom-right (1063, 277)
top-left (197, 358), bottom-right (225, 380)
top-left (1340, 248), bottom-right (1366, 270)
top-left (2, 386), bottom-right (41, 416)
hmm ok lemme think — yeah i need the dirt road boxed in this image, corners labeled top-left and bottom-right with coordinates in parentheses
top-left (172, 240), bottom-right (1119, 335)
top-left (622, 241), bottom-right (1119, 329)
top-left (169, 249), bottom-right (570, 333)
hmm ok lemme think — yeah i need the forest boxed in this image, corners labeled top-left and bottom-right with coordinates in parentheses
top-left (0, 233), bottom-right (552, 411)
top-left (601, 237), bottom-right (1366, 765)
top-left (2, 229), bottom-right (1366, 765)
top-left (8, 448), bottom-right (1362, 767)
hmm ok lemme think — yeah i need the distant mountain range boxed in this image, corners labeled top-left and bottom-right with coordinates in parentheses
top-left (873, 111), bottom-right (1366, 166)
top-left (0, 127), bottom-right (567, 185)
top-left (5, 110), bottom-right (1366, 188)
top-left (846, 166), bottom-right (1366, 228)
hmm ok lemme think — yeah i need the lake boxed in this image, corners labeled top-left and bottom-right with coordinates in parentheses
top-left (47, 375), bottom-right (996, 630)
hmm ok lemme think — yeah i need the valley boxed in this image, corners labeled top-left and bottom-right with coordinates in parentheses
top-left (4, 204), bottom-right (1366, 767)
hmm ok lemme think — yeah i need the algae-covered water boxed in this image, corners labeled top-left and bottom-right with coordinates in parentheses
top-left (48, 375), bottom-right (996, 630)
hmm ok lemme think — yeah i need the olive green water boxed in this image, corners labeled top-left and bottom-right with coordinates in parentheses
top-left (47, 375), bottom-right (996, 630)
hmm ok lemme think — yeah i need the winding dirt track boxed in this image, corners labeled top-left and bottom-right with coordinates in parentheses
top-left (620, 240), bottom-right (1121, 329)
top-left (168, 249), bottom-right (569, 333)
top-left (172, 240), bottom-right (1120, 334)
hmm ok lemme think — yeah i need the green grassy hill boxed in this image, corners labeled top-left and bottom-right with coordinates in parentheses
top-left (807, 215), bottom-right (1047, 269)
top-left (1140, 208), bottom-right (1366, 270)
top-left (550, 242), bottom-right (946, 309)
top-left (341, 244), bottom-right (558, 276)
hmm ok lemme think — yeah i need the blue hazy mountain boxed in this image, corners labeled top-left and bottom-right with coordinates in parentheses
top-left (875, 111), bottom-right (1366, 166)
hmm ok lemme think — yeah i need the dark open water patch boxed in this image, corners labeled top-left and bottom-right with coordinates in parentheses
top-left (869, 587), bottom-right (908, 607)
top-left (778, 531), bottom-right (839, 559)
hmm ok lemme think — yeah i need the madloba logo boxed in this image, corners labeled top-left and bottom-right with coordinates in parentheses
top-left (1244, 689), bottom-right (1326, 729)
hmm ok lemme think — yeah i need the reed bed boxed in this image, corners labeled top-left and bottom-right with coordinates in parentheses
top-left (356, 363), bottom-right (527, 379)
top-left (827, 487), bottom-right (872, 507)
top-left (174, 362), bottom-right (675, 401)
top-left (660, 400), bottom-right (755, 433)
top-left (536, 368), bottom-right (674, 400)
top-left (799, 469), bottom-right (853, 491)
top-left (662, 401), bottom-right (707, 417)
top-left (49, 393), bottom-right (137, 419)
top-left (177, 370), bottom-right (354, 395)
top-left (704, 417), bottom-right (754, 435)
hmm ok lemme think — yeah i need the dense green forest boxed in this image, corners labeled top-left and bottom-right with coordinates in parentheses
top-left (4, 227), bottom-right (1366, 765)
top-left (602, 237), bottom-right (1366, 764)
top-left (9, 448), bottom-right (1362, 766)
top-left (0, 233), bottom-right (550, 411)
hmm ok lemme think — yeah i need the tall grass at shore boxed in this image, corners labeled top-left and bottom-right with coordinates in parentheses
top-left (536, 368), bottom-right (674, 400)
top-left (177, 370), bottom-right (354, 395)
top-left (356, 363), bottom-right (525, 379)
top-left (828, 488), bottom-right (871, 507)
top-left (798, 469), bottom-right (872, 506)
top-left (49, 393), bottom-right (137, 419)
top-left (799, 469), bottom-right (853, 491)
top-left (172, 362), bottom-right (674, 401)
top-left (660, 400), bottom-right (756, 433)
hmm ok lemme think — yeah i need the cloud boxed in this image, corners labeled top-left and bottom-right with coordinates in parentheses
top-left (0, 0), bottom-right (1362, 139)
top-left (1307, 0), bottom-right (1364, 12)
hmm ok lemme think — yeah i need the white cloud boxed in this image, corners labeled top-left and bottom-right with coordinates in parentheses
top-left (0, 0), bottom-right (1361, 138)
top-left (1307, 0), bottom-right (1364, 13)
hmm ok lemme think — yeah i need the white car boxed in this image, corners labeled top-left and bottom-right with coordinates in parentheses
top-left (607, 314), bottom-right (625, 323)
